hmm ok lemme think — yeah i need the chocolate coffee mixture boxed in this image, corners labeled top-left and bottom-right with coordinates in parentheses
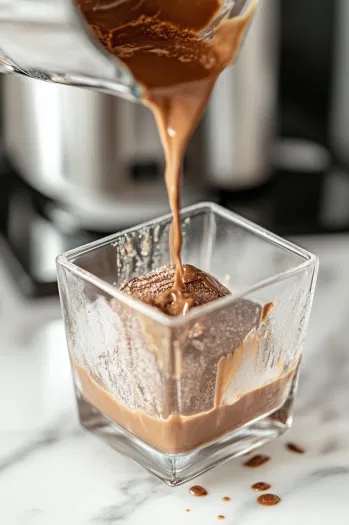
top-left (77, 0), bottom-right (258, 313)
top-left (72, 1), bottom-right (296, 454)
top-left (76, 362), bottom-right (296, 453)
top-left (74, 263), bottom-right (297, 453)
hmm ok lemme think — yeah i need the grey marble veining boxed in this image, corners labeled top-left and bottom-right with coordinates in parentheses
top-left (1, 234), bottom-right (349, 524)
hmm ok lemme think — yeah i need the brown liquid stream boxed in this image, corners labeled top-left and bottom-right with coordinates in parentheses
top-left (77, 0), bottom-right (258, 315)
top-left (257, 494), bottom-right (281, 506)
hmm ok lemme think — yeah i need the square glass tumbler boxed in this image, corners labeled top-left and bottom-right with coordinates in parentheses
top-left (57, 202), bottom-right (318, 486)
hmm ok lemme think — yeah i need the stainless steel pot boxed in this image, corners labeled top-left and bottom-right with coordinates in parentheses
top-left (205, 0), bottom-right (279, 190)
top-left (2, 74), bottom-right (204, 230)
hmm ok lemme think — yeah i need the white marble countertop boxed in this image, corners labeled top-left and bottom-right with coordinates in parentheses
top-left (1, 234), bottom-right (349, 524)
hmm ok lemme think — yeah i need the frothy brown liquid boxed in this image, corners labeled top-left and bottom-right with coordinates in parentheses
top-left (77, 0), bottom-right (257, 314)
top-left (120, 263), bottom-right (230, 316)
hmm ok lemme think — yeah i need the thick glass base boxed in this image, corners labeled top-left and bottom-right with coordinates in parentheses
top-left (76, 387), bottom-right (295, 486)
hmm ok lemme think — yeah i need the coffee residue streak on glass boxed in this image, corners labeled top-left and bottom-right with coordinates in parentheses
top-left (261, 301), bottom-right (274, 322)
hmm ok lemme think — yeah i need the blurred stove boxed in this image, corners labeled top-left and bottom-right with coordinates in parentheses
top-left (0, 159), bottom-right (95, 297)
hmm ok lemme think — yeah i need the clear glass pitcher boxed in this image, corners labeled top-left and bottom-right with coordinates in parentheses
top-left (0, 0), bottom-right (257, 101)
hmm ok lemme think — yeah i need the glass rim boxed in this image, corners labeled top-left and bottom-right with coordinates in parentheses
top-left (56, 202), bottom-right (319, 327)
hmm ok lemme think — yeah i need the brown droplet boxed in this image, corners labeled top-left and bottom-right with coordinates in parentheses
top-left (286, 442), bottom-right (305, 454)
top-left (185, 509), bottom-right (191, 512)
top-left (257, 494), bottom-right (281, 506)
top-left (217, 516), bottom-right (225, 520)
top-left (251, 482), bottom-right (271, 492)
top-left (222, 496), bottom-right (231, 502)
top-left (261, 302), bottom-right (273, 322)
top-left (244, 454), bottom-right (270, 467)
top-left (189, 485), bottom-right (208, 497)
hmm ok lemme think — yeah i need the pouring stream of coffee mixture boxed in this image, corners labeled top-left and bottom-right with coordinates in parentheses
top-left (77, 0), bottom-right (258, 315)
